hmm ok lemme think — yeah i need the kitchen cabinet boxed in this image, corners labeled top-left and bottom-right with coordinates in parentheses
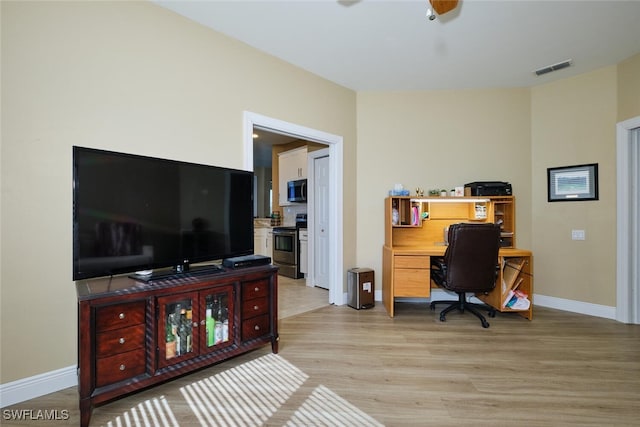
top-left (254, 227), bottom-right (273, 259)
top-left (299, 228), bottom-right (308, 275)
top-left (278, 147), bottom-right (307, 206)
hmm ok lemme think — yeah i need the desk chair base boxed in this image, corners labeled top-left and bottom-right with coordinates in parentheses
top-left (430, 293), bottom-right (496, 328)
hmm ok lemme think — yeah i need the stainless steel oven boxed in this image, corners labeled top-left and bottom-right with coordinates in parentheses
top-left (272, 214), bottom-right (308, 279)
top-left (272, 227), bottom-right (298, 278)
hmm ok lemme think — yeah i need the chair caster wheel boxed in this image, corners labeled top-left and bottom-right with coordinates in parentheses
top-left (488, 311), bottom-right (496, 318)
top-left (481, 321), bottom-right (490, 328)
top-left (439, 314), bottom-right (446, 322)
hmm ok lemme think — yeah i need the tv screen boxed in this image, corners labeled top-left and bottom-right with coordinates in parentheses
top-left (73, 146), bottom-right (254, 280)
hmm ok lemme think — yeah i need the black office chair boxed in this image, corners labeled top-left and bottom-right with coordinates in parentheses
top-left (430, 223), bottom-right (501, 328)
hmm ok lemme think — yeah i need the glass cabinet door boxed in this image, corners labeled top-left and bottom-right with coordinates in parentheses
top-left (201, 285), bottom-right (234, 353)
top-left (157, 292), bottom-right (199, 369)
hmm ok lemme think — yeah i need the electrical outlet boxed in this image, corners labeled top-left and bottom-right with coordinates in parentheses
top-left (571, 229), bottom-right (585, 240)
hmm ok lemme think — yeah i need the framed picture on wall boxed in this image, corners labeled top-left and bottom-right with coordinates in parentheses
top-left (547, 163), bottom-right (599, 202)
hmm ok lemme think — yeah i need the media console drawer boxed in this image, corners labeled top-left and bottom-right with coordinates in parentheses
top-left (242, 279), bottom-right (269, 300)
top-left (95, 348), bottom-right (146, 388)
top-left (242, 297), bottom-right (269, 318)
top-left (96, 324), bottom-right (145, 358)
top-left (242, 314), bottom-right (270, 341)
top-left (95, 301), bottom-right (145, 332)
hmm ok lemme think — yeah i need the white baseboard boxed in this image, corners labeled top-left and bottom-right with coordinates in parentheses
top-left (0, 292), bottom-right (616, 408)
top-left (0, 365), bottom-right (77, 408)
top-left (385, 289), bottom-right (616, 319)
top-left (533, 294), bottom-right (616, 320)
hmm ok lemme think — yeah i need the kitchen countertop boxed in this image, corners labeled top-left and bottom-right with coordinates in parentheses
top-left (254, 218), bottom-right (274, 228)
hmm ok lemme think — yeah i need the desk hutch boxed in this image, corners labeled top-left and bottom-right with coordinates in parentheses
top-left (382, 196), bottom-right (533, 319)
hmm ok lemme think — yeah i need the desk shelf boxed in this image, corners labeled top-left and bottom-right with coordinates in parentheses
top-left (476, 255), bottom-right (533, 320)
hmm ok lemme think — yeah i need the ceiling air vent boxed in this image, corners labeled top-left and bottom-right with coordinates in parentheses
top-left (534, 59), bottom-right (572, 76)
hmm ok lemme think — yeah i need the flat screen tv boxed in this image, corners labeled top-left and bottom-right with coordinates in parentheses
top-left (73, 146), bottom-right (254, 281)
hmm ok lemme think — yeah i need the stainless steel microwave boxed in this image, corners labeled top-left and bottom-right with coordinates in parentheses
top-left (287, 179), bottom-right (307, 203)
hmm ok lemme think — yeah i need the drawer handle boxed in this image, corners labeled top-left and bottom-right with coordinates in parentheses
top-left (254, 287), bottom-right (260, 292)
top-left (119, 364), bottom-right (126, 371)
top-left (254, 305), bottom-right (259, 311)
top-left (254, 325), bottom-right (260, 331)
top-left (200, 319), bottom-right (206, 326)
top-left (193, 322), bottom-right (199, 328)
top-left (118, 313), bottom-right (125, 320)
top-left (119, 338), bottom-right (125, 344)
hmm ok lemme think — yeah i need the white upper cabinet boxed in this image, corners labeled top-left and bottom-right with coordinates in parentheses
top-left (278, 147), bottom-right (307, 206)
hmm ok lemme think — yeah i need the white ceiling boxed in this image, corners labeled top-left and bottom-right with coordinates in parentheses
top-left (154, 0), bottom-right (640, 91)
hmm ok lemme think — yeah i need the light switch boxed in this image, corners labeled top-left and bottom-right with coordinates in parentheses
top-left (571, 229), bottom-right (585, 240)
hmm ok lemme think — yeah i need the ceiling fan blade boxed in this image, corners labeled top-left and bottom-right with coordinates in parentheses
top-left (429, 0), bottom-right (459, 15)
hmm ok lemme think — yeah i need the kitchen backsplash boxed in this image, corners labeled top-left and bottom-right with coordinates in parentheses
top-left (282, 205), bottom-right (307, 226)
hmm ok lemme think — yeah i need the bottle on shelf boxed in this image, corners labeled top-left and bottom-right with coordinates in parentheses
top-left (178, 306), bottom-right (188, 355)
top-left (185, 306), bottom-right (193, 353)
top-left (206, 304), bottom-right (215, 347)
top-left (165, 313), bottom-right (176, 359)
top-left (173, 304), bottom-right (182, 356)
top-left (214, 298), bottom-right (224, 345)
top-left (222, 307), bottom-right (229, 343)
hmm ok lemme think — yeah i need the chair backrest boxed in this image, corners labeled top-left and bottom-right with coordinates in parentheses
top-left (443, 223), bottom-right (501, 293)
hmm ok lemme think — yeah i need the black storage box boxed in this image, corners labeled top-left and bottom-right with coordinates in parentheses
top-left (464, 181), bottom-right (512, 196)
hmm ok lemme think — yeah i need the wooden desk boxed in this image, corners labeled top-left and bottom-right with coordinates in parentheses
top-left (382, 245), bottom-right (533, 319)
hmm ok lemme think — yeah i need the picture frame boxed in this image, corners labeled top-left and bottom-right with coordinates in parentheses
top-left (547, 163), bottom-right (598, 202)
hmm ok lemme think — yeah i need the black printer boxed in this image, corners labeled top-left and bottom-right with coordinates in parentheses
top-left (464, 181), bottom-right (512, 196)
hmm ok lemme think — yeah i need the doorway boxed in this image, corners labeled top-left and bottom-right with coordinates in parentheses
top-left (243, 112), bottom-right (344, 305)
top-left (616, 117), bottom-right (640, 324)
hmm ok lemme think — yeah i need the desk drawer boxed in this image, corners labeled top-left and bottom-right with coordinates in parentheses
top-left (395, 255), bottom-right (430, 269)
top-left (394, 268), bottom-right (430, 297)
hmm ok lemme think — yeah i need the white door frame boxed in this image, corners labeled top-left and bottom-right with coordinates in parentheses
top-left (616, 116), bottom-right (640, 324)
top-left (243, 111), bottom-right (344, 305)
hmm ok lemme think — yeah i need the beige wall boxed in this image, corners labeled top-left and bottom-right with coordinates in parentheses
top-left (1, 1), bottom-right (356, 383)
top-left (2, 0), bottom-right (639, 389)
top-left (356, 89), bottom-right (532, 282)
top-left (531, 66), bottom-right (618, 306)
top-left (617, 53), bottom-right (640, 121)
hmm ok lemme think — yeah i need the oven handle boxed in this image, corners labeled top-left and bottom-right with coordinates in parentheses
top-left (273, 230), bottom-right (296, 237)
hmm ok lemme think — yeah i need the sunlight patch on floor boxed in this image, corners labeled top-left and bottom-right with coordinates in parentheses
top-left (180, 353), bottom-right (308, 426)
top-left (285, 385), bottom-right (384, 427)
top-left (105, 396), bottom-right (178, 427)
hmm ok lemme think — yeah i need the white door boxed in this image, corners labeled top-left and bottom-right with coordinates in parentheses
top-left (314, 155), bottom-right (330, 289)
top-left (616, 118), bottom-right (640, 324)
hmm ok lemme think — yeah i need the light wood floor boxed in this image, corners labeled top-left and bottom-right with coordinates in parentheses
top-left (277, 275), bottom-right (328, 319)
top-left (4, 281), bottom-right (640, 426)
